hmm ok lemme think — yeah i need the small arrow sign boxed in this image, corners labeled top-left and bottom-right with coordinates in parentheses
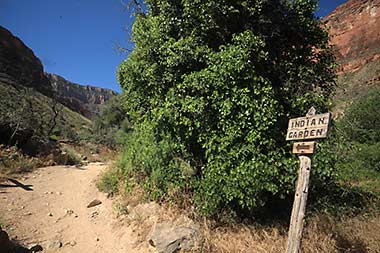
top-left (292, 141), bottom-right (315, 154)
top-left (296, 143), bottom-right (310, 151)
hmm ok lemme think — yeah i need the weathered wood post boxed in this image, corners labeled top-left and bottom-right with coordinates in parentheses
top-left (285, 107), bottom-right (331, 253)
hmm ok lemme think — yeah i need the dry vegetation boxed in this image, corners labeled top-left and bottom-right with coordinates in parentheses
top-left (0, 145), bottom-right (42, 178)
top-left (98, 165), bottom-right (380, 253)
top-left (201, 214), bottom-right (380, 253)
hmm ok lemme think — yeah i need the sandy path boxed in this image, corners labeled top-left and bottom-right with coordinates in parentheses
top-left (0, 163), bottom-right (147, 253)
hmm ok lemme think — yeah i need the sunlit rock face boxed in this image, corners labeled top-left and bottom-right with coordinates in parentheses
top-left (323, 0), bottom-right (380, 74)
top-left (47, 73), bottom-right (117, 119)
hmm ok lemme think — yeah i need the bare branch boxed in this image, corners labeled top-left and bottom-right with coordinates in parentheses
top-left (113, 41), bottom-right (133, 56)
top-left (120, 0), bottom-right (146, 16)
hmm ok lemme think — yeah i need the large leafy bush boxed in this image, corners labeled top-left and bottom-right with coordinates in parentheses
top-left (337, 88), bottom-right (380, 174)
top-left (118, 0), bottom-right (336, 216)
top-left (339, 89), bottom-right (380, 144)
top-left (93, 95), bottom-right (131, 147)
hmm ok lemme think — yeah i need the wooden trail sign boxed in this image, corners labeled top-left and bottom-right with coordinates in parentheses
top-left (292, 141), bottom-right (315, 155)
top-left (286, 107), bottom-right (330, 253)
top-left (286, 112), bottom-right (331, 141)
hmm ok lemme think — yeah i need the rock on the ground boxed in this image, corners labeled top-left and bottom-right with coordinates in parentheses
top-left (47, 240), bottom-right (62, 249)
top-left (148, 221), bottom-right (201, 253)
top-left (29, 244), bottom-right (43, 252)
top-left (87, 199), bottom-right (102, 208)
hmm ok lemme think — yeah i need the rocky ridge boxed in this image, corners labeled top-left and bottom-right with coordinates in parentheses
top-left (0, 25), bottom-right (117, 120)
top-left (323, 0), bottom-right (380, 74)
top-left (323, 0), bottom-right (380, 113)
top-left (47, 73), bottom-right (117, 119)
top-left (0, 26), bottom-right (52, 96)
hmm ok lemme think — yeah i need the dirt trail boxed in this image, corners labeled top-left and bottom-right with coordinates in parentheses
top-left (0, 163), bottom-right (148, 253)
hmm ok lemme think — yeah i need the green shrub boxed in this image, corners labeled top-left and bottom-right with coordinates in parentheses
top-left (118, 0), bottom-right (336, 217)
top-left (119, 120), bottom-right (195, 200)
top-left (335, 88), bottom-right (380, 192)
top-left (355, 143), bottom-right (380, 172)
top-left (60, 148), bottom-right (81, 165)
top-left (338, 89), bottom-right (380, 144)
top-left (0, 147), bottom-right (37, 175)
top-left (93, 95), bottom-right (130, 148)
top-left (97, 166), bottom-right (122, 194)
top-left (336, 142), bottom-right (380, 182)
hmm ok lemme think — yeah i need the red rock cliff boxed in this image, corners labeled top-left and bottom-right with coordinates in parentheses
top-left (323, 0), bottom-right (380, 74)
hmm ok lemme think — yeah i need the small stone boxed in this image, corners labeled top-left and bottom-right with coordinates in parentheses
top-left (69, 240), bottom-right (77, 246)
top-left (24, 212), bottom-right (32, 216)
top-left (95, 237), bottom-right (99, 241)
top-left (65, 209), bottom-right (74, 215)
top-left (90, 211), bottom-right (99, 218)
top-left (47, 240), bottom-right (62, 249)
top-left (87, 199), bottom-right (102, 208)
top-left (74, 214), bottom-right (78, 218)
top-left (20, 206), bottom-right (25, 209)
top-left (30, 244), bottom-right (43, 252)
top-left (57, 191), bottom-right (62, 195)
top-left (48, 212), bottom-right (53, 217)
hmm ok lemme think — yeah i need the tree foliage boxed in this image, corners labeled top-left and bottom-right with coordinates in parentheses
top-left (337, 88), bottom-right (380, 173)
top-left (118, 0), bottom-right (336, 216)
top-left (339, 88), bottom-right (380, 144)
top-left (93, 94), bottom-right (131, 147)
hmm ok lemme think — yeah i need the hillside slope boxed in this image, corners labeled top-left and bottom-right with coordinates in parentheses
top-left (0, 26), bottom-right (92, 151)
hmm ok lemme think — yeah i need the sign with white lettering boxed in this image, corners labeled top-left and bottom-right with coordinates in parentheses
top-left (286, 112), bottom-right (331, 141)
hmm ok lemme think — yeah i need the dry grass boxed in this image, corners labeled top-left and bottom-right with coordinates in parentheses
top-left (199, 213), bottom-right (380, 253)
top-left (107, 181), bottom-right (380, 253)
top-left (0, 145), bottom-right (41, 178)
top-left (60, 142), bottom-right (118, 163)
top-left (107, 167), bottom-right (380, 253)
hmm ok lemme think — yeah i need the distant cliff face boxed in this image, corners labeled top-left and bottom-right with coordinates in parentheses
top-left (323, 0), bottom-right (380, 74)
top-left (0, 26), bottom-right (51, 95)
top-left (324, 0), bottom-right (380, 114)
top-left (0, 25), bottom-right (117, 120)
top-left (47, 73), bottom-right (117, 119)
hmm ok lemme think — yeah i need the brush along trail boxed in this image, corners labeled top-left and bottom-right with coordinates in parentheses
top-left (0, 162), bottom-right (149, 253)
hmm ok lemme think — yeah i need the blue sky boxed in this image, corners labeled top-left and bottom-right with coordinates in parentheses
top-left (0, 0), bottom-right (347, 93)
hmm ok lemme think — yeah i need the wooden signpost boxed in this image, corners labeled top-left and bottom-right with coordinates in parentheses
top-left (286, 107), bottom-right (331, 253)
